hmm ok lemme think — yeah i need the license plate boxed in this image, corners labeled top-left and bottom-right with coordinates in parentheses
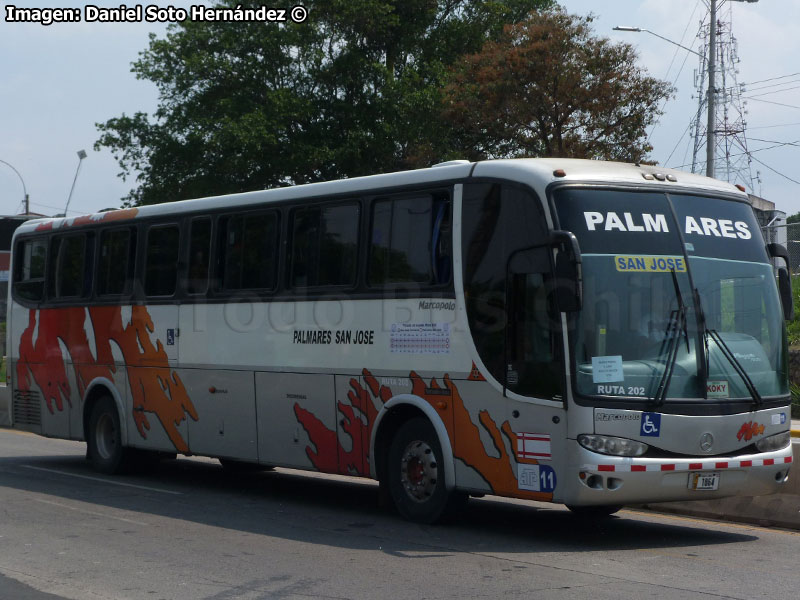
top-left (689, 472), bottom-right (720, 491)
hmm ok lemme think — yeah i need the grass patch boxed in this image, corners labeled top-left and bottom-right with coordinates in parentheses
top-left (786, 276), bottom-right (800, 347)
top-left (792, 383), bottom-right (800, 419)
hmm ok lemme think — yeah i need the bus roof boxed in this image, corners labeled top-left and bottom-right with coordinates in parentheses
top-left (14, 158), bottom-right (745, 236)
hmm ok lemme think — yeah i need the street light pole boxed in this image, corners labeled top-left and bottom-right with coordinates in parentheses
top-left (0, 158), bottom-right (29, 214)
top-left (64, 149), bottom-right (87, 216)
top-left (612, 26), bottom-right (701, 58)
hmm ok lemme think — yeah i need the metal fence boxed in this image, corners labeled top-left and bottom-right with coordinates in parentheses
top-left (762, 223), bottom-right (799, 271)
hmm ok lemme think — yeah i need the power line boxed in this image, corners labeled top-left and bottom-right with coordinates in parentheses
top-left (743, 84), bottom-right (800, 100)
top-left (29, 200), bottom-right (91, 215)
top-left (743, 78), bottom-right (800, 94)
top-left (749, 155), bottom-right (800, 186)
top-left (745, 97), bottom-right (800, 111)
top-left (747, 137), bottom-right (800, 147)
top-left (671, 139), bottom-right (792, 170)
top-left (747, 122), bottom-right (800, 130)
top-left (647, 0), bottom-right (702, 146)
top-left (745, 71), bottom-right (800, 87)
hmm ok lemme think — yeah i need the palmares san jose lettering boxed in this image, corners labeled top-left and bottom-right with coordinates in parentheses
top-left (583, 211), bottom-right (751, 239)
top-left (293, 329), bottom-right (376, 345)
top-left (4, 4), bottom-right (305, 25)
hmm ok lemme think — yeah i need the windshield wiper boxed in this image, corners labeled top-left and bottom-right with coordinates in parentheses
top-left (651, 270), bottom-right (690, 406)
top-left (705, 328), bottom-right (763, 406)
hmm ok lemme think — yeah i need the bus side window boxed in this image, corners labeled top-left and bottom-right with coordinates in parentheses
top-left (461, 183), bottom-right (561, 398)
top-left (220, 211), bottom-right (278, 291)
top-left (432, 199), bottom-right (452, 285)
top-left (187, 218), bottom-right (211, 295)
top-left (290, 203), bottom-right (359, 288)
top-left (369, 194), bottom-right (443, 286)
top-left (507, 264), bottom-right (562, 399)
top-left (97, 228), bottom-right (135, 297)
top-left (48, 233), bottom-right (89, 299)
top-left (145, 225), bottom-right (180, 297)
top-left (13, 238), bottom-right (47, 302)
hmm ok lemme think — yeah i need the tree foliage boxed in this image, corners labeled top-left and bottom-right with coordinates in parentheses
top-left (442, 7), bottom-right (674, 162)
top-left (97, 0), bottom-right (553, 205)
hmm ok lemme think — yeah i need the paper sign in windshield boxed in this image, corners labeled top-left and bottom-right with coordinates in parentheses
top-left (707, 380), bottom-right (729, 398)
top-left (615, 255), bottom-right (686, 273)
top-left (592, 355), bottom-right (624, 383)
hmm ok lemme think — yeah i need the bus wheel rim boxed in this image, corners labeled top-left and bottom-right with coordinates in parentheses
top-left (399, 440), bottom-right (438, 503)
top-left (95, 413), bottom-right (116, 460)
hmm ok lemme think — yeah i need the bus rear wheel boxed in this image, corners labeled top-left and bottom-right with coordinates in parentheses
top-left (87, 396), bottom-right (132, 474)
top-left (387, 418), bottom-right (462, 524)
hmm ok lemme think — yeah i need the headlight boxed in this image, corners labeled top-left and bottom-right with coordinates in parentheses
top-left (578, 434), bottom-right (649, 457)
top-left (755, 431), bottom-right (791, 453)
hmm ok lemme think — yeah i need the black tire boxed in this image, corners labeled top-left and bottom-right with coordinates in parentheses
top-left (565, 504), bottom-right (623, 518)
top-left (87, 396), bottom-right (132, 474)
top-left (387, 418), bottom-right (460, 524)
top-left (219, 458), bottom-right (274, 473)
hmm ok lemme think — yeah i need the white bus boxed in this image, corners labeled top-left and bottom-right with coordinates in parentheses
top-left (7, 158), bottom-right (794, 522)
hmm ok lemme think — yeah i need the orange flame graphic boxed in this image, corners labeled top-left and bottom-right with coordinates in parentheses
top-left (294, 368), bottom-right (553, 501)
top-left (17, 306), bottom-right (197, 452)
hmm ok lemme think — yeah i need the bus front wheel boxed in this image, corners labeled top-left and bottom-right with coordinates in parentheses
top-left (387, 418), bottom-right (462, 524)
top-left (87, 396), bottom-right (131, 474)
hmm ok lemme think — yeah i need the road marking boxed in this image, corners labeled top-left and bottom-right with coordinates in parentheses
top-left (23, 465), bottom-right (182, 495)
top-left (33, 498), bottom-right (149, 526)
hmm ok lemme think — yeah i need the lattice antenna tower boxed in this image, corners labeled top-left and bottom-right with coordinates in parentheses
top-left (690, 2), bottom-right (755, 188)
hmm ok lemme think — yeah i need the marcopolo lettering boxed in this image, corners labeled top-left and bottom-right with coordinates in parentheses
top-left (419, 300), bottom-right (456, 310)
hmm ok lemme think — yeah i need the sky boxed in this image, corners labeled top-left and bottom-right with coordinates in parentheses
top-left (1, 0), bottom-right (799, 219)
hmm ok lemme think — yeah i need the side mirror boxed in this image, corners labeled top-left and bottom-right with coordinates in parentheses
top-left (551, 230), bottom-right (582, 312)
top-left (767, 243), bottom-right (794, 321)
top-left (767, 242), bottom-right (790, 264)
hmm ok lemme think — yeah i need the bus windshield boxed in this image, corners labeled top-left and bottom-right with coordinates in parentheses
top-left (553, 187), bottom-right (788, 405)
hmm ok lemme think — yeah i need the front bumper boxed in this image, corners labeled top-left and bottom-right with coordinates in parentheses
top-left (561, 439), bottom-right (793, 506)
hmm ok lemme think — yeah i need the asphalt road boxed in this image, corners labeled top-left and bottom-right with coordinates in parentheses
top-left (1, 429), bottom-right (799, 600)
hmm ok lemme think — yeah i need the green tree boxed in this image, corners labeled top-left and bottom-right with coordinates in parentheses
top-left (786, 212), bottom-right (800, 224)
top-left (442, 7), bottom-right (674, 162)
top-left (96, 0), bottom-right (552, 205)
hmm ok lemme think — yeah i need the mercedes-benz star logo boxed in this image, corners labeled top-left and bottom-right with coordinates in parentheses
top-left (699, 432), bottom-right (714, 453)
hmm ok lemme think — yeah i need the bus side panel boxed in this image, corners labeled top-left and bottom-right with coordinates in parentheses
top-left (450, 380), bottom-right (505, 495)
top-left (256, 372), bottom-right (336, 471)
top-left (39, 360), bottom-right (71, 440)
top-left (450, 379), bottom-right (559, 503)
top-left (182, 369), bottom-right (258, 461)
top-left (124, 366), bottom-right (191, 454)
top-left (335, 374), bottom-right (366, 476)
top-left (11, 306), bottom-right (73, 438)
top-left (509, 397), bottom-right (566, 504)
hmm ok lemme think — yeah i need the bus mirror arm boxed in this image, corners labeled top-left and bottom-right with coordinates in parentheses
top-left (550, 230), bottom-right (582, 313)
top-left (766, 243), bottom-right (794, 321)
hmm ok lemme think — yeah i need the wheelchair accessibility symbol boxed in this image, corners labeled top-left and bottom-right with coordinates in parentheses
top-left (640, 412), bottom-right (661, 437)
